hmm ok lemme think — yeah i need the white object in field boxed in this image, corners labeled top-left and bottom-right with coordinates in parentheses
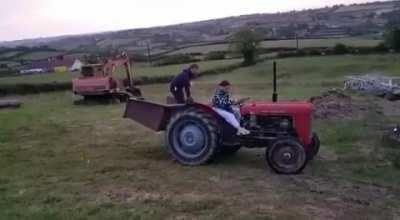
top-left (20, 68), bottom-right (45, 74)
top-left (344, 74), bottom-right (400, 96)
top-left (0, 99), bottom-right (22, 109)
top-left (69, 59), bottom-right (83, 72)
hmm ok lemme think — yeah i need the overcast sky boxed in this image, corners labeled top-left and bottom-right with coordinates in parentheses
top-left (0, 0), bottom-right (379, 41)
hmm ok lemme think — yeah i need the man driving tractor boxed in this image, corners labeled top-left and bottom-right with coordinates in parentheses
top-left (169, 64), bottom-right (199, 104)
top-left (212, 80), bottom-right (251, 136)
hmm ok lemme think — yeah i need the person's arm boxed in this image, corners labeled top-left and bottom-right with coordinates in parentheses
top-left (234, 97), bottom-right (251, 105)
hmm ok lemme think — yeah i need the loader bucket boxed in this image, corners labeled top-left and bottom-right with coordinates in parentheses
top-left (124, 98), bottom-right (185, 131)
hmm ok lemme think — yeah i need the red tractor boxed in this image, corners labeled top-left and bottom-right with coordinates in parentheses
top-left (72, 53), bottom-right (141, 102)
top-left (124, 62), bottom-right (320, 174)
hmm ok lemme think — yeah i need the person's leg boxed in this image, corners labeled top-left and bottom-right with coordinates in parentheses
top-left (171, 87), bottom-right (185, 104)
top-left (213, 108), bottom-right (250, 135)
top-left (213, 108), bottom-right (240, 129)
top-left (231, 106), bottom-right (241, 122)
top-left (175, 90), bottom-right (185, 104)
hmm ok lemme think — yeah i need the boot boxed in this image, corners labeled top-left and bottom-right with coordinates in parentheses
top-left (237, 127), bottom-right (251, 136)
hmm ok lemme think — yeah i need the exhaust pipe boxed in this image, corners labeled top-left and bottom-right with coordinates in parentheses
top-left (272, 61), bottom-right (278, 103)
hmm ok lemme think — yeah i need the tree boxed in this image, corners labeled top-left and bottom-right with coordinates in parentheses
top-left (385, 28), bottom-right (400, 51)
top-left (230, 29), bottom-right (262, 66)
top-left (333, 43), bottom-right (349, 54)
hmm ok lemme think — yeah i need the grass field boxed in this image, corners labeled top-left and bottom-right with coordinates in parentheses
top-left (169, 38), bottom-right (383, 55)
top-left (1, 54), bottom-right (400, 219)
top-left (0, 51), bottom-right (22, 59)
top-left (0, 59), bottom-right (240, 86)
top-left (18, 51), bottom-right (63, 61)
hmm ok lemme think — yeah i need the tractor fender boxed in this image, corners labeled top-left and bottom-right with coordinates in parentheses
top-left (170, 102), bottom-right (233, 129)
top-left (124, 99), bottom-right (236, 139)
top-left (184, 103), bottom-right (237, 140)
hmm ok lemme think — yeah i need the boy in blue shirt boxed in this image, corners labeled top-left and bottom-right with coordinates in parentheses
top-left (170, 64), bottom-right (199, 104)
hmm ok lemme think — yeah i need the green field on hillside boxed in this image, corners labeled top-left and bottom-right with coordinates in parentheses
top-left (1, 54), bottom-right (400, 219)
top-left (169, 37), bottom-right (383, 55)
top-left (18, 51), bottom-right (63, 60)
top-left (0, 59), bottom-right (240, 86)
top-left (0, 51), bottom-right (22, 59)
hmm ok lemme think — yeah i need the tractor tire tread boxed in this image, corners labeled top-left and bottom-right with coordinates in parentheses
top-left (166, 108), bottom-right (219, 166)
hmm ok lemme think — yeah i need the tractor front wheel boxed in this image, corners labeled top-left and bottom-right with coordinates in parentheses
top-left (166, 108), bottom-right (219, 166)
top-left (266, 138), bottom-right (307, 174)
top-left (385, 93), bottom-right (399, 102)
top-left (307, 133), bottom-right (320, 161)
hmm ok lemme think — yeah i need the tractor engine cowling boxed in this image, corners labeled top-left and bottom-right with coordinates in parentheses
top-left (240, 101), bottom-right (314, 147)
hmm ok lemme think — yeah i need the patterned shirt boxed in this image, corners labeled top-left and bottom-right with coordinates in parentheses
top-left (212, 89), bottom-right (234, 113)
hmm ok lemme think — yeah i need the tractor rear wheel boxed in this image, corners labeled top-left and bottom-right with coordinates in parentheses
top-left (166, 108), bottom-right (219, 166)
top-left (266, 138), bottom-right (307, 174)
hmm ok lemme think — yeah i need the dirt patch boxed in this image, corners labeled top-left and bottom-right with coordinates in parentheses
top-left (100, 186), bottom-right (220, 204)
top-left (310, 89), bottom-right (368, 120)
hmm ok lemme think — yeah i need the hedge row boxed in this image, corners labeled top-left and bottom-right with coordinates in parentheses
top-left (154, 54), bottom-right (201, 66)
top-left (0, 82), bottom-right (72, 96)
top-left (0, 63), bottom-right (243, 96)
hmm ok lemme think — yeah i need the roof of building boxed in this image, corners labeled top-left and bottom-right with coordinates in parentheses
top-left (27, 56), bottom-right (77, 70)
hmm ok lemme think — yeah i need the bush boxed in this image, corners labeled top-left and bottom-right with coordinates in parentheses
top-left (385, 28), bottom-right (400, 51)
top-left (0, 72), bottom-right (15, 78)
top-left (305, 49), bottom-right (322, 56)
top-left (129, 54), bottom-right (150, 63)
top-left (277, 50), bottom-right (307, 58)
top-left (155, 54), bottom-right (200, 66)
top-left (0, 82), bottom-right (72, 96)
top-left (333, 43), bottom-right (350, 54)
top-left (204, 51), bottom-right (226, 60)
top-left (230, 29), bottom-right (262, 66)
top-left (374, 42), bottom-right (389, 52)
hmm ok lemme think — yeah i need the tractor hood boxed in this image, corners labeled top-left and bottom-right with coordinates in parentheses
top-left (241, 101), bottom-right (314, 116)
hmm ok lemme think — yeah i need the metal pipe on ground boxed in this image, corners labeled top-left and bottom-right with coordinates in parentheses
top-left (0, 99), bottom-right (22, 109)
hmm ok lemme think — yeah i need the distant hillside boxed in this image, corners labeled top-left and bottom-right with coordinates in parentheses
top-left (1, 1), bottom-right (399, 54)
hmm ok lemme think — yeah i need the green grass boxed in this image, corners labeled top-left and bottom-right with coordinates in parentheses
top-left (169, 37), bottom-right (382, 55)
top-left (0, 51), bottom-right (23, 59)
top-left (1, 54), bottom-right (400, 219)
top-left (197, 54), bottom-right (400, 100)
top-left (260, 37), bottom-right (382, 48)
top-left (0, 72), bottom-right (78, 85)
top-left (0, 61), bottom-right (20, 67)
top-left (18, 51), bottom-right (63, 61)
top-left (0, 59), bottom-right (241, 86)
top-left (124, 59), bottom-right (240, 77)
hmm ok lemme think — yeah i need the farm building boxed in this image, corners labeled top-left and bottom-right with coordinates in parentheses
top-left (20, 56), bottom-right (82, 74)
top-left (52, 56), bottom-right (75, 73)
top-left (20, 60), bottom-right (52, 74)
